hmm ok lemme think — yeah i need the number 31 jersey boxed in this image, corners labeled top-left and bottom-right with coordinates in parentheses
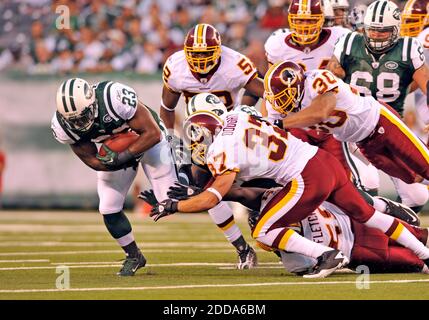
top-left (162, 46), bottom-right (258, 110)
top-left (206, 112), bottom-right (318, 185)
top-left (334, 32), bottom-right (425, 115)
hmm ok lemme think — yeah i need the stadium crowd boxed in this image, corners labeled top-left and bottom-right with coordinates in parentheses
top-left (0, 0), bottom-right (401, 75)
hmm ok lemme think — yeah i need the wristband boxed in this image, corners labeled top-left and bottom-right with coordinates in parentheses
top-left (207, 187), bottom-right (222, 202)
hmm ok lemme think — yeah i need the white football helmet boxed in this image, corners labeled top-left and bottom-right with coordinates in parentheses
top-left (349, 4), bottom-right (367, 32)
top-left (363, 0), bottom-right (401, 53)
top-left (234, 105), bottom-right (262, 117)
top-left (56, 78), bottom-right (97, 132)
top-left (186, 93), bottom-right (227, 117)
top-left (331, 0), bottom-right (350, 26)
top-left (322, 0), bottom-right (335, 27)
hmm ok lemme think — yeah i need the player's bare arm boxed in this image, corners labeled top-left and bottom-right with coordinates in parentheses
top-left (160, 84), bottom-right (181, 130)
top-left (282, 92), bottom-right (337, 129)
top-left (326, 56), bottom-right (346, 79)
top-left (71, 140), bottom-right (111, 171)
top-left (242, 76), bottom-right (264, 106)
top-left (412, 63), bottom-right (429, 95)
top-left (177, 171), bottom-right (237, 212)
top-left (126, 101), bottom-right (162, 156)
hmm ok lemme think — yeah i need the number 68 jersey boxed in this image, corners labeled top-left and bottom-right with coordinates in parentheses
top-left (162, 46), bottom-right (258, 110)
top-left (267, 69), bottom-right (382, 143)
top-left (206, 112), bottom-right (318, 185)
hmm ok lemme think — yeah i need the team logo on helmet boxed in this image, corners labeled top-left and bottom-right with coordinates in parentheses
top-left (206, 95), bottom-right (221, 104)
top-left (393, 8), bottom-right (401, 20)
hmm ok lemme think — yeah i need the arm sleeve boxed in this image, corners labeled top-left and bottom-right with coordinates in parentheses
top-left (110, 82), bottom-right (138, 120)
top-left (333, 32), bottom-right (349, 64)
top-left (410, 38), bottom-right (426, 70)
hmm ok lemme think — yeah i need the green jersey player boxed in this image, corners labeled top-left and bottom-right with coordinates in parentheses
top-left (327, 0), bottom-right (429, 116)
top-left (51, 78), bottom-right (177, 276)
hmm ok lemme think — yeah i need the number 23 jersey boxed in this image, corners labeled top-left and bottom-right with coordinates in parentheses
top-left (206, 112), bottom-right (318, 185)
top-left (162, 46), bottom-right (258, 110)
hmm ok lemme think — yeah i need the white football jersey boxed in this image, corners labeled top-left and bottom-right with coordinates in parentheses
top-left (163, 46), bottom-right (257, 110)
top-left (264, 27), bottom-right (350, 70)
top-left (206, 111), bottom-right (318, 185)
top-left (415, 28), bottom-right (429, 124)
top-left (266, 69), bottom-right (381, 143)
top-left (278, 201), bottom-right (355, 274)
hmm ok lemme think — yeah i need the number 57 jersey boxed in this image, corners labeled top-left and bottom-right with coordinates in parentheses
top-left (206, 112), bottom-right (318, 185)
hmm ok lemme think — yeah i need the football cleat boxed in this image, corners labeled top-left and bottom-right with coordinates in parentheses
top-left (303, 249), bottom-right (349, 279)
top-left (237, 245), bottom-right (258, 270)
top-left (117, 251), bottom-right (147, 276)
top-left (376, 196), bottom-right (421, 226)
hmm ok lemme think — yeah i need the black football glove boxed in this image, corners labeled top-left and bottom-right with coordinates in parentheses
top-left (150, 199), bottom-right (178, 222)
top-left (167, 182), bottom-right (203, 200)
top-left (137, 189), bottom-right (158, 206)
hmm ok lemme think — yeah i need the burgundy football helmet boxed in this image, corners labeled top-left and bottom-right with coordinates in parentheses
top-left (401, 0), bottom-right (429, 37)
top-left (288, 0), bottom-right (325, 45)
top-left (264, 61), bottom-right (306, 115)
top-left (183, 111), bottom-right (224, 166)
top-left (184, 23), bottom-right (222, 74)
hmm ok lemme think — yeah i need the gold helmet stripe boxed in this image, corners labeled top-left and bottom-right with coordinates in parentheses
top-left (403, 0), bottom-right (415, 14)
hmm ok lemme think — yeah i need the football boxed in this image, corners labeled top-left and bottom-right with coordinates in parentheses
top-left (98, 131), bottom-right (139, 156)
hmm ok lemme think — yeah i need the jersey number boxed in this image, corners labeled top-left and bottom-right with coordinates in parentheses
top-left (244, 116), bottom-right (288, 162)
top-left (350, 71), bottom-right (400, 103)
top-left (308, 110), bottom-right (348, 134)
top-left (121, 88), bottom-right (137, 108)
top-left (312, 71), bottom-right (338, 94)
top-left (237, 57), bottom-right (255, 75)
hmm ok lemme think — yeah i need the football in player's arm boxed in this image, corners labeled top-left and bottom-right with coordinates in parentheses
top-left (71, 100), bottom-right (161, 172)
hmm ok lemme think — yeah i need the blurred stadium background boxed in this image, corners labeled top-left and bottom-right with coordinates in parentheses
top-left (0, 0), bottom-right (426, 210)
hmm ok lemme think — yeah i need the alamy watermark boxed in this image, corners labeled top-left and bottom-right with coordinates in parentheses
top-left (355, 265), bottom-right (370, 290)
top-left (55, 5), bottom-right (70, 30)
top-left (56, 265), bottom-right (70, 290)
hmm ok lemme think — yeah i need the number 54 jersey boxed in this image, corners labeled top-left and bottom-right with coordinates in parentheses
top-left (206, 112), bottom-right (318, 185)
top-left (163, 46), bottom-right (258, 110)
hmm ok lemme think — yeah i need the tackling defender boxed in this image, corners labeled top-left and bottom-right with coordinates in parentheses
top-left (148, 109), bottom-right (429, 278)
top-left (327, 0), bottom-right (429, 213)
top-left (51, 78), bottom-right (177, 276)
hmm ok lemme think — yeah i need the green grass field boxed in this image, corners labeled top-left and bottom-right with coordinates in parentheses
top-left (0, 210), bottom-right (428, 300)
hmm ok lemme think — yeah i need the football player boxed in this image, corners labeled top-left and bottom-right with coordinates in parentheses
top-left (149, 109), bottom-right (429, 278)
top-left (327, 0), bottom-right (429, 213)
top-left (349, 4), bottom-right (367, 33)
top-left (270, 198), bottom-right (429, 275)
top-left (401, 0), bottom-right (429, 130)
top-left (331, 0), bottom-right (350, 28)
top-left (264, 0), bottom-right (379, 205)
top-left (264, 61), bottom-right (429, 196)
top-left (159, 24), bottom-right (264, 268)
top-left (51, 78), bottom-right (178, 276)
top-left (160, 23), bottom-right (264, 131)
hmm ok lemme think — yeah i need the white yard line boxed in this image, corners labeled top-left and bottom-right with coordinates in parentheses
top-left (0, 248), bottom-right (237, 257)
top-left (0, 241), bottom-right (231, 248)
top-left (0, 262), bottom-right (284, 271)
top-left (1, 279), bottom-right (429, 294)
top-left (0, 259), bottom-right (50, 263)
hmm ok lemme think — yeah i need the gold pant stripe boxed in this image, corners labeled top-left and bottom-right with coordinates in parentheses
top-left (380, 106), bottom-right (429, 164)
top-left (252, 178), bottom-right (299, 238)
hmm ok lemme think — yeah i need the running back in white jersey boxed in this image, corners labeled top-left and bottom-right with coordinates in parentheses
top-left (163, 46), bottom-right (258, 110)
top-left (264, 27), bottom-right (350, 70)
top-left (415, 28), bottom-right (429, 124)
top-left (206, 112), bottom-right (318, 185)
top-left (266, 69), bottom-right (381, 142)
